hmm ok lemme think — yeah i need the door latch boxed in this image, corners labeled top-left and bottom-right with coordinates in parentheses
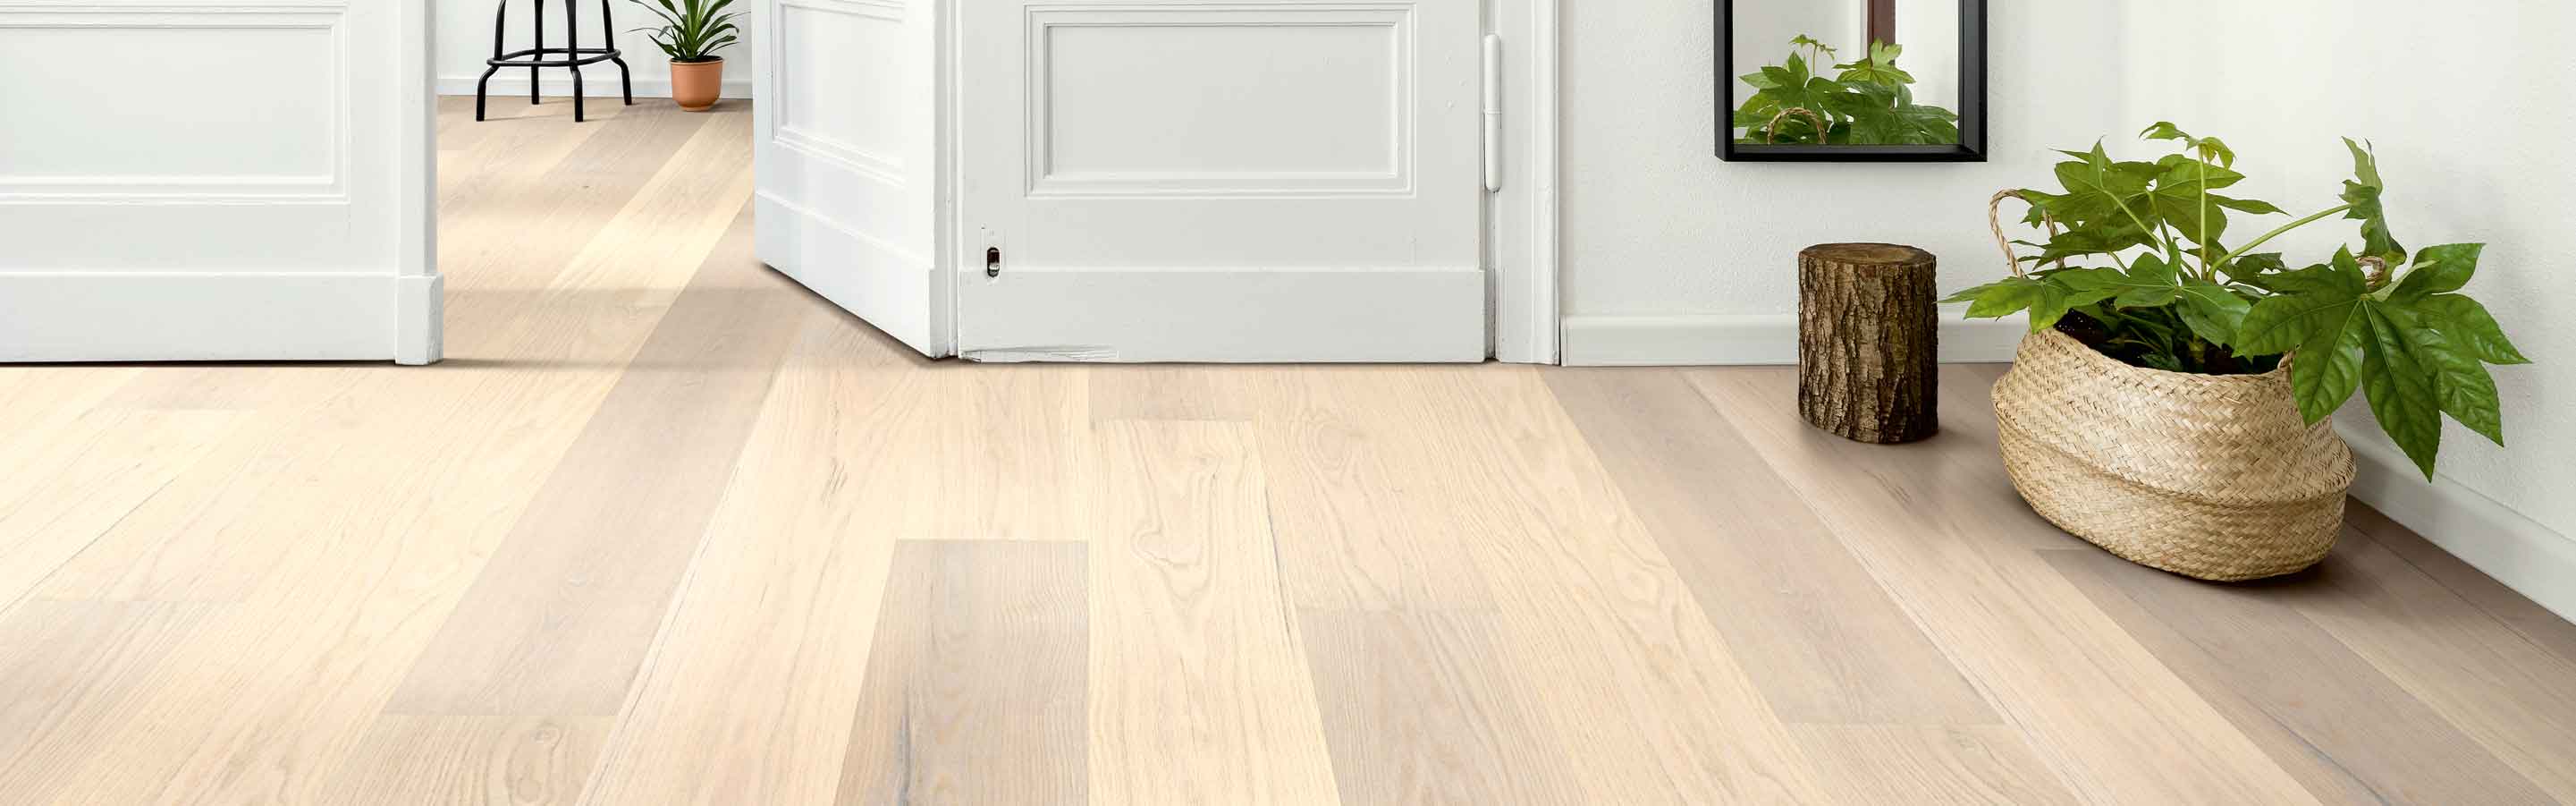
top-left (985, 247), bottom-right (1002, 278)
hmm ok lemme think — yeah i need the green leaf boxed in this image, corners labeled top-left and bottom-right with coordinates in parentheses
top-left (2024, 282), bottom-right (2076, 331)
top-left (2391, 242), bottom-right (2482, 302)
top-left (2175, 277), bottom-right (2252, 345)
top-left (2048, 143), bottom-right (2158, 228)
top-left (2360, 305), bottom-right (2445, 479)
top-left (2236, 287), bottom-right (2361, 357)
top-left (2412, 293), bottom-right (2530, 365)
top-left (2219, 252), bottom-right (2287, 284)
top-left (2341, 138), bottom-right (2407, 264)
top-left (2211, 195), bottom-right (2285, 216)
top-left (2290, 300), bottom-right (2370, 424)
top-left (1955, 276), bottom-right (2042, 318)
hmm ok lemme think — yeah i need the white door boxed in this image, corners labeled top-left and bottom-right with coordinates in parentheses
top-left (0, 0), bottom-right (439, 363)
top-left (957, 0), bottom-right (1488, 362)
top-left (753, 0), bottom-right (950, 356)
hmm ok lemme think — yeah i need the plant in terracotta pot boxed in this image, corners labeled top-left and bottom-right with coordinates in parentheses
top-left (1950, 123), bottom-right (2529, 580)
top-left (629, 0), bottom-right (741, 112)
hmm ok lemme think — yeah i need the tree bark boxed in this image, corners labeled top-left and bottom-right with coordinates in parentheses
top-left (1798, 243), bottom-right (1938, 444)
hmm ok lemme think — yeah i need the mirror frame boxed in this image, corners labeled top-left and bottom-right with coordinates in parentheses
top-left (1716, 0), bottom-right (1988, 162)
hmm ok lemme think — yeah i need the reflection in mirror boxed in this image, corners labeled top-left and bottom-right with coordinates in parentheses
top-left (1719, 0), bottom-right (1984, 161)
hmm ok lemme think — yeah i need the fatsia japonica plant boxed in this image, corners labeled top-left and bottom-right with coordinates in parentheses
top-left (1949, 123), bottom-right (2530, 479)
top-left (1733, 35), bottom-right (1960, 146)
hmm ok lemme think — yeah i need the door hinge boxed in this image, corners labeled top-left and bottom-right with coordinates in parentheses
top-left (1482, 33), bottom-right (1503, 193)
top-left (985, 246), bottom-right (1002, 278)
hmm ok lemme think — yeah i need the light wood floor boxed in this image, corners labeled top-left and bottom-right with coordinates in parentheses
top-left (2, 98), bottom-right (2572, 805)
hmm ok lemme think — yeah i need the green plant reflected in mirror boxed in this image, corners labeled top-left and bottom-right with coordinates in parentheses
top-left (1718, 0), bottom-right (1988, 162)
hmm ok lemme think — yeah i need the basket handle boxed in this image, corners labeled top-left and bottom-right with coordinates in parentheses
top-left (1762, 107), bottom-right (1830, 145)
top-left (1989, 189), bottom-right (2065, 278)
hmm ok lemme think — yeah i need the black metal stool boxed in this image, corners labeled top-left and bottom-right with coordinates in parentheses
top-left (475, 0), bottom-right (633, 122)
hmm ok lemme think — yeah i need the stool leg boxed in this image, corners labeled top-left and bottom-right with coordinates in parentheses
top-left (475, 65), bottom-right (500, 121)
top-left (530, 0), bottom-right (544, 105)
top-left (565, 0), bottom-right (586, 122)
top-left (604, 0), bottom-right (632, 106)
top-left (479, 0), bottom-right (505, 121)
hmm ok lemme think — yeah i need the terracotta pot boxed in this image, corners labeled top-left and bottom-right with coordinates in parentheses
top-left (671, 58), bottom-right (724, 112)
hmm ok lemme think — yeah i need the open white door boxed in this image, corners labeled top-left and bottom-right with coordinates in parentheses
top-left (752, 0), bottom-right (950, 356)
top-left (0, 0), bottom-right (439, 364)
top-left (957, 0), bottom-right (1487, 362)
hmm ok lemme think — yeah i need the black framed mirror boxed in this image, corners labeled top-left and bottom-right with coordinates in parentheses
top-left (1718, 0), bottom-right (1986, 162)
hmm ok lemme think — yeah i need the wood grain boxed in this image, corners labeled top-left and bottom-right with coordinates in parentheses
top-left (1788, 725), bottom-right (2076, 805)
top-left (1685, 366), bottom-right (2322, 803)
top-left (2047, 547), bottom-right (2550, 803)
top-left (1297, 609), bottom-right (1575, 806)
top-left (576, 318), bottom-right (919, 806)
top-left (1085, 420), bottom-right (1343, 805)
top-left (315, 716), bottom-right (610, 806)
top-left (1250, 367), bottom-right (1496, 612)
top-left (837, 540), bottom-right (1087, 806)
top-left (2276, 530), bottom-right (2576, 802)
top-left (1417, 368), bottom-right (1829, 802)
top-left (388, 200), bottom-right (809, 717)
top-left (1547, 368), bottom-right (1996, 725)
top-left (0, 601), bottom-right (211, 805)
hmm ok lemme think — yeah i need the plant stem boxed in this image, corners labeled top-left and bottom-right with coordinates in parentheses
top-left (2197, 170), bottom-right (2212, 280)
top-left (2216, 203), bottom-right (2354, 268)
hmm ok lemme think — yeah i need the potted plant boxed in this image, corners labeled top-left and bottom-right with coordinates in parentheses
top-left (629, 0), bottom-right (741, 112)
top-left (1950, 123), bottom-right (2529, 580)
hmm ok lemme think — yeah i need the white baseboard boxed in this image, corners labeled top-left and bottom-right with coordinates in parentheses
top-left (436, 74), bottom-right (753, 101)
top-left (755, 191), bottom-right (945, 357)
top-left (2344, 433), bottom-right (2576, 623)
top-left (0, 271), bottom-right (408, 362)
top-left (1560, 310), bottom-right (2028, 366)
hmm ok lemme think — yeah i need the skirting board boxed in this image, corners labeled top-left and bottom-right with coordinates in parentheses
top-left (0, 271), bottom-right (415, 362)
top-left (2345, 432), bottom-right (2576, 623)
top-left (1561, 310), bottom-right (2029, 366)
top-left (435, 75), bottom-right (753, 101)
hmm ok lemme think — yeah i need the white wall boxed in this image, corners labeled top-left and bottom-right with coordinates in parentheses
top-left (1566, 0), bottom-right (2576, 614)
top-left (435, 0), bottom-right (752, 99)
top-left (1567, 0), bottom-right (2124, 321)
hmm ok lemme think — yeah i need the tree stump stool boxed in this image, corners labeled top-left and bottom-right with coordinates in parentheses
top-left (1798, 243), bottom-right (1938, 444)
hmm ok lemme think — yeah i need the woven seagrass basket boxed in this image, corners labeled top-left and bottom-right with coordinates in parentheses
top-left (1986, 191), bottom-right (2356, 581)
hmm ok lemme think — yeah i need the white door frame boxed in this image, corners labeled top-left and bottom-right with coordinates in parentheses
top-left (401, 0), bottom-right (443, 364)
top-left (1487, 0), bottom-right (1560, 364)
top-left (928, 0), bottom-right (1558, 364)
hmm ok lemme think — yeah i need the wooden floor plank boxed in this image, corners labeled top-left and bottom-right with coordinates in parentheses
top-left (0, 410), bottom-right (236, 611)
top-left (1297, 609), bottom-right (1576, 806)
top-left (2277, 529), bottom-right (2576, 802)
top-left (314, 716), bottom-right (610, 806)
top-left (575, 319), bottom-right (920, 806)
top-left (1787, 725), bottom-right (2077, 805)
top-left (0, 601), bottom-right (212, 805)
top-left (2347, 502), bottom-right (2576, 666)
top-left (2047, 547), bottom-right (2551, 803)
top-left (1547, 368), bottom-right (1998, 725)
top-left (1250, 367), bottom-right (1497, 612)
top-left (388, 202), bottom-right (810, 717)
top-left (1088, 365), bottom-right (1254, 422)
top-left (1085, 420), bottom-right (1343, 805)
top-left (1416, 367), bottom-right (1829, 803)
top-left (4, 110), bottom-right (771, 806)
top-left (836, 540), bottom-right (1088, 806)
top-left (1685, 366), bottom-right (2320, 803)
